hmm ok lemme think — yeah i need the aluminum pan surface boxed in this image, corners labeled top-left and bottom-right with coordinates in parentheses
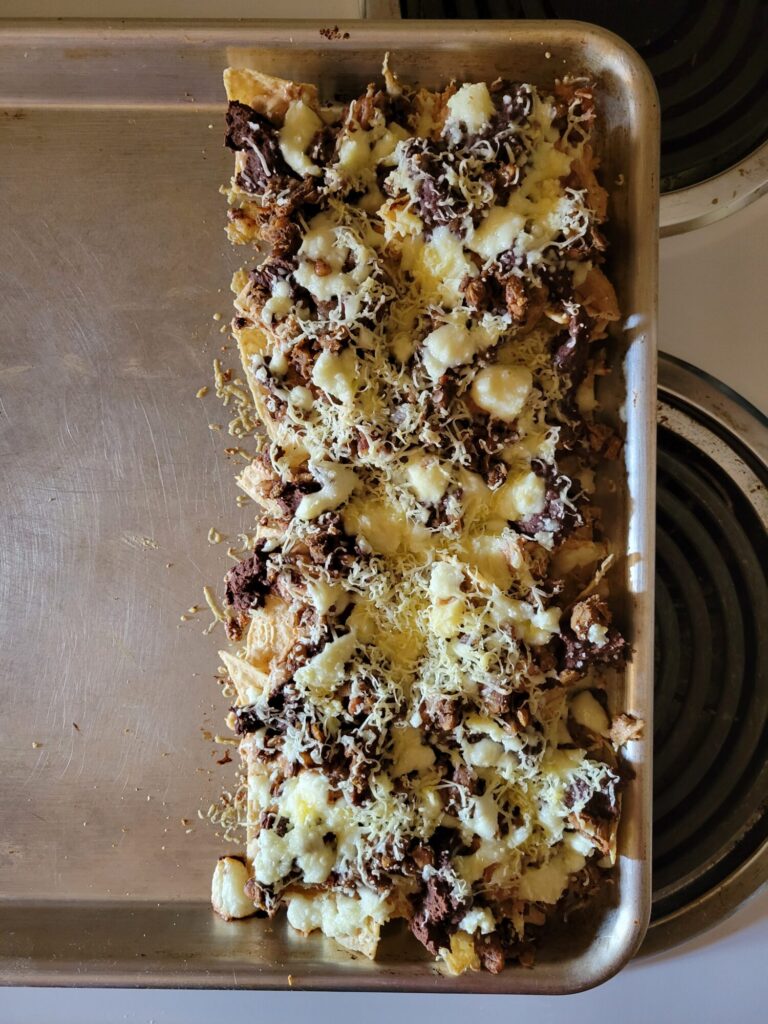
top-left (0, 19), bottom-right (658, 993)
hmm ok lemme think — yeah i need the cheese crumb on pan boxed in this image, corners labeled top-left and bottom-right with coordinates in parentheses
top-left (210, 60), bottom-right (631, 976)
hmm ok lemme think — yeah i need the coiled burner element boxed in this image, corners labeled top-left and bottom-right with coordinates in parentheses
top-left (642, 354), bottom-right (768, 954)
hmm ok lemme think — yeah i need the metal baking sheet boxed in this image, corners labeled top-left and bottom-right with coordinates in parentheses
top-left (0, 19), bottom-right (658, 993)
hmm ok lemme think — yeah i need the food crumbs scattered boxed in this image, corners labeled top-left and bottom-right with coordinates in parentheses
top-left (196, 386), bottom-right (209, 398)
top-left (32, 741), bottom-right (42, 749)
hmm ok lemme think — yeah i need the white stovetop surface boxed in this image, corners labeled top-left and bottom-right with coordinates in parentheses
top-left (659, 192), bottom-right (768, 415)
top-left (3, 4), bottom-right (767, 1020)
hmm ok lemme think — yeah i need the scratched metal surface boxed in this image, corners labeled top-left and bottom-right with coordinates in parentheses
top-left (0, 104), bottom-right (245, 899)
top-left (0, 21), bottom-right (658, 992)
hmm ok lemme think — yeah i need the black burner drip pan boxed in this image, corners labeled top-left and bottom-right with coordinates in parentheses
top-left (641, 354), bottom-right (768, 954)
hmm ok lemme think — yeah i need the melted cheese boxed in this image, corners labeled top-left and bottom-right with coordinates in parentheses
top-left (515, 845), bottom-right (586, 903)
top-left (459, 906), bottom-right (496, 936)
top-left (333, 116), bottom-right (409, 195)
top-left (589, 623), bottom-right (609, 647)
top-left (445, 82), bottom-right (495, 137)
top-left (430, 562), bottom-right (465, 600)
top-left (570, 690), bottom-right (610, 734)
top-left (465, 113), bottom-right (583, 263)
top-left (493, 470), bottom-right (546, 521)
top-left (469, 205), bottom-right (527, 262)
top-left (279, 99), bottom-right (323, 178)
top-left (405, 454), bottom-right (452, 504)
top-left (296, 461), bottom-right (358, 520)
top-left (294, 633), bottom-right (357, 698)
top-left (211, 857), bottom-right (255, 920)
top-left (293, 209), bottom-right (383, 319)
top-left (286, 886), bottom-right (390, 954)
top-left (422, 317), bottom-right (501, 380)
top-left (307, 578), bottom-right (347, 616)
top-left (312, 348), bottom-right (358, 404)
top-left (391, 725), bottom-right (436, 777)
top-left (251, 772), bottom-right (348, 886)
top-left (459, 791), bottom-right (499, 841)
top-left (429, 562), bottom-right (466, 638)
top-left (471, 365), bottom-right (532, 421)
top-left (344, 496), bottom-right (430, 556)
top-left (464, 533), bottom-right (513, 591)
top-left (405, 226), bottom-right (478, 306)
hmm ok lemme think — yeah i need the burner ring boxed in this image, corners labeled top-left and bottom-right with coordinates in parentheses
top-left (659, 139), bottom-right (768, 236)
top-left (641, 355), bottom-right (768, 955)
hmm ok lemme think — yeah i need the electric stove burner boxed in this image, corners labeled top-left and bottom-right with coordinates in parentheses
top-left (641, 354), bottom-right (768, 954)
top-left (400, 1), bottom-right (768, 194)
